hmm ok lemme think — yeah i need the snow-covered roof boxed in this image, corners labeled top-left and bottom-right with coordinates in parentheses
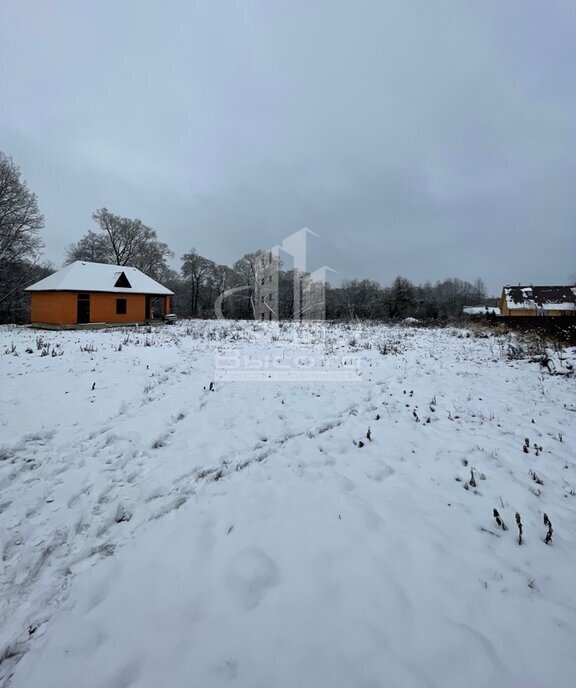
top-left (502, 285), bottom-right (576, 311)
top-left (26, 261), bottom-right (174, 295)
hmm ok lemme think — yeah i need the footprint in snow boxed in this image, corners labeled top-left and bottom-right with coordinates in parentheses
top-left (225, 547), bottom-right (279, 611)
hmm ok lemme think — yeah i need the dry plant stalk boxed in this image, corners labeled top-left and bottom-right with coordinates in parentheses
top-left (515, 512), bottom-right (523, 545)
top-left (543, 513), bottom-right (553, 544)
top-left (493, 508), bottom-right (508, 531)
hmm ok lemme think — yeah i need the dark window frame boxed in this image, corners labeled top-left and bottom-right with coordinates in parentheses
top-left (116, 298), bottom-right (127, 315)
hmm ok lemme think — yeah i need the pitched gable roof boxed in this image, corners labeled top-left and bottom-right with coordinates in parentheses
top-left (26, 261), bottom-right (173, 295)
top-left (503, 285), bottom-right (576, 311)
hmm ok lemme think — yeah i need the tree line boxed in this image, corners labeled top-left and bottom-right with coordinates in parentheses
top-left (0, 150), bottom-right (491, 323)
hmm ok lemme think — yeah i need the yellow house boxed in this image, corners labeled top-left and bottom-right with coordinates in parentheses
top-left (499, 285), bottom-right (576, 317)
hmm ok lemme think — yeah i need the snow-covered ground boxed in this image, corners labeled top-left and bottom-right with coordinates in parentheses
top-left (1, 321), bottom-right (575, 688)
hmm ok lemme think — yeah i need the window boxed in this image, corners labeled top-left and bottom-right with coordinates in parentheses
top-left (116, 298), bottom-right (127, 314)
top-left (114, 272), bottom-right (132, 288)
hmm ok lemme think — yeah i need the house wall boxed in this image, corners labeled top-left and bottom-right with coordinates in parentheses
top-left (30, 292), bottom-right (171, 325)
top-left (544, 309), bottom-right (575, 317)
top-left (30, 292), bottom-right (77, 324)
top-left (89, 293), bottom-right (146, 323)
top-left (508, 308), bottom-right (538, 317)
top-left (506, 308), bottom-right (573, 317)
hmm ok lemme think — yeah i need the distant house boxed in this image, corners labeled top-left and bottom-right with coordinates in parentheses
top-left (499, 285), bottom-right (576, 317)
top-left (26, 261), bottom-right (174, 327)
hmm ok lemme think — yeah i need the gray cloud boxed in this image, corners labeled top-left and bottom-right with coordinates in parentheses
top-left (1, 0), bottom-right (574, 293)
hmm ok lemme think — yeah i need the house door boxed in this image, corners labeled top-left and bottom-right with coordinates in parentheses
top-left (145, 295), bottom-right (152, 320)
top-left (77, 293), bottom-right (90, 323)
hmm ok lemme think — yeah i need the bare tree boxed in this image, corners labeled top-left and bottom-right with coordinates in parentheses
top-left (233, 250), bottom-right (273, 318)
top-left (210, 263), bottom-right (237, 298)
top-left (181, 249), bottom-right (216, 316)
top-left (0, 152), bottom-right (44, 265)
top-left (473, 278), bottom-right (487, 298)
top-left (65, 230), bottom-right (113, 264)
top-left (135, 238), bottom-right (173, 281)
top-left (0, 151), bottom-right (45, 320)
top-left (91, 208), bottom-right (173, 271)
top-left (66, 208), bottom-right (173, 278)
top-left (338, 279), bottom-right (383, 320)
top-left (206, 263), bottom-right (238, 316)
top-left (389, 276), bottom-right (415, 319)
top-left (93, 207), bottom-right (146, 265)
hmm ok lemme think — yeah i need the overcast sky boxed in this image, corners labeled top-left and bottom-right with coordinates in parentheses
top-left (1, 0), bottom-right (574, 294)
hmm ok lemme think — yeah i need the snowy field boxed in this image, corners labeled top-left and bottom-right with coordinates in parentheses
top-left (1, 321), bottom-right (575, 688)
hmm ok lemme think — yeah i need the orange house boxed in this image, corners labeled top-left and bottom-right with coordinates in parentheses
top-left (26, 261), bottom-right (174, 327)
